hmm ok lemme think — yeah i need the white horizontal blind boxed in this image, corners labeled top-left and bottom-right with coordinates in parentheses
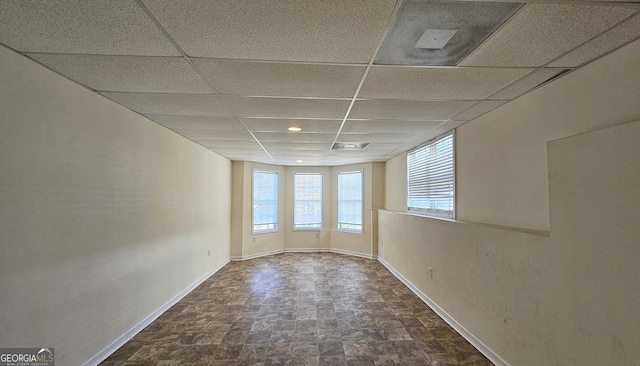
top-left (253, 169), bottom-right (279, 233)
top-left (337, 170), bottom-right (363, 232)
top-left (294, 173), bottom-right (322, 229)
top-left (407, 131), bottom-right (455, 218)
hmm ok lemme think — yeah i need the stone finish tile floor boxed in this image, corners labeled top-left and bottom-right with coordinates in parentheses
top-left (100, 253), bottom-right (493, 365)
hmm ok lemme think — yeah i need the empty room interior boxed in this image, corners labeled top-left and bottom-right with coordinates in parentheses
top-left (1, 0), bottom-right (640, 365)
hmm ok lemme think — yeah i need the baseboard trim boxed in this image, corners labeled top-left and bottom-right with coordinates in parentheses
top-left (284, 247), bottom-right (330, 253)
top-left (377, 257), bottom-right (510, 366)
top-left (231, 248), bottom-right (374, 260)
top-left (230, 249), bottom-right (284, 261)
top-left (84, 258), bottom-right (230, 366)
top-left (331, 247), bottom-right (376, 260)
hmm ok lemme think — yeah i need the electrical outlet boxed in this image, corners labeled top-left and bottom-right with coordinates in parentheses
top-left (428, 267), bottom-right (433, 279)
top-left (252, 237), bottom-right (256, 243)
top-left (315, 232), bottom-right (320, 239)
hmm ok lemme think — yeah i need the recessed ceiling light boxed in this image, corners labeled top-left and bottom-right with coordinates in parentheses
top-left (296, 160), bottom-right (303, 163)
top-left (288, 127), bottom-right (302, 132)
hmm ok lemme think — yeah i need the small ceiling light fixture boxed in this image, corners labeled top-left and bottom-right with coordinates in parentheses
top-left (288, 126), bottom-right (302, 132)
top-left (296, 160), bottom-right (303, 163)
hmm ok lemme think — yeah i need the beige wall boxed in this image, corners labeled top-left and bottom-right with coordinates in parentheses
top-left (456, 39), bottom-right (640, 232)
top-left (0, 47), bottom-right (231, 366)
top-left (545, 119), bottom-right (640, 366)
top-left (230, 161), bottom-right (245, 258)
top-left (380, 39), bottom-right (640, 365)
top-left (385, 153), bottom-right (407, 211)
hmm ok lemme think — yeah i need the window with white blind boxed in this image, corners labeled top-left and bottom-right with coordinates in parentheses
top-left (337, 170), bottom-right (363, 232)
top-left (407, 131), bottom-right (455, 218)
top-left (294, 173), bottom-right (322, 230)
top-left (252, 169), bottom-right (279, 233)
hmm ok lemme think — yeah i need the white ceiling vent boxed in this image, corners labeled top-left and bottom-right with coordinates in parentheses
top-left (375, 1), bottom-right (523, 66)
top-left (415, 29), bottom-right (458, 49)
top-left (331, 142), bottom-right (370, 151)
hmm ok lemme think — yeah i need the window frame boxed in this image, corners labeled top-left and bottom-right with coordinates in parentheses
top-left (336, 169), bottom-right (364, 233)
top-left (293, 172), bottom-right (323, 231)
top-left (252, 168), bottom-right (279, 234)
top-left (407, 130), bottom-right (456, 219)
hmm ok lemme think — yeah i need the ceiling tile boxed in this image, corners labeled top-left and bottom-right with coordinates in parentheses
top-left (375, 1), bottom-right (523, 66)
top-left (342, 120), bottom-right (444, 134)
top-left (461, 4), bottom-right (636, 67)
top-left (209, 147), bottom-right (265, 155)
top-left (548, 13), bottom-right (640, 68)
top-left (215, 151), bottom-right (271, 162)
top-left (252, 132), bottom-right (335, 143)
top-left (336, 133), bottom-right (417, 143)
top-left (326, 151), bottom-right (389, 160)
top-left (360, 66), bottom-right (533, 100)
top-left (0, 0), bottom-right (179, 56)
top-left (271, 151), bottom-right (327, 159)
top-left (262, 143), bottom-right (331, 151)
top-left (145, 115), bottom-right (246, 130)
top-left (175, 130), bottom-right (253, 140)
top-left (241, 119), bottom-right (341, 133)
top-left (362, 142), bottom-right (406, 150)
top-left (490, 68), bottom-right (569, 100)
top-left (28, 54), bottom-right (210, 93)
top-left (223, 96), bottom-right (350, 119)
top-left (194, 60), bottom-right (366, 98)
top-left (142, 0), bottom-right (396, 63)
top-left (454, 100), bottom-right (506, 120)
top-left (195, 140), bottom-right (263, 149)
top-left (349, 99), bottom-right (475, 120)
top-left (275, 157), bottom-right (328, 165)
top-left (101, 92), bottom-right (232, 115)
top-left (429, 120), bottom-right (469, 135)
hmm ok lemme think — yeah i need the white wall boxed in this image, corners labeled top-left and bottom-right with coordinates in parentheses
top-left (380, 39), bottom-right (640, 365)
top-left (0, 46), bottom-right (231, 366)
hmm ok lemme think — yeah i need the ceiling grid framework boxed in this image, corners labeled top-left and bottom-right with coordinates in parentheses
top-left (1, 0), bottom-right (639, 166)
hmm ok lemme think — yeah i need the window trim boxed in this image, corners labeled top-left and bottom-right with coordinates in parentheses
top-left (407, 130), bottom-right (456, 219)
top-left (336, 169), bottom-right (364, 233)
top-left (252, 168), bottom-right (279, 234)
top-left (292, 172), bottom-right (323, 231)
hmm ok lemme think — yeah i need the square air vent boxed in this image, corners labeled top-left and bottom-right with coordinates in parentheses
top-left (375, 1), bottom-right (523, 66)
top-left (331, 142), bottom-right (370, 151)
top-left (415, 29), bottom-right (458, 49)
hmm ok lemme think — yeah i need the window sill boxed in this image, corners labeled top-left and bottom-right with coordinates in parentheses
top-left (336, 229), bottom-right (363, 234)
top-left (252, 229), bottom-right (279, 235)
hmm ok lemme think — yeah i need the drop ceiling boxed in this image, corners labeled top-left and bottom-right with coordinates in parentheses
top-left (1, 0), bottom-right (639, 166)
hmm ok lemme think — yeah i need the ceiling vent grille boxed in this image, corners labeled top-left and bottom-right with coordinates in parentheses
top-left (331, 142), bottom-right (370, 151)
